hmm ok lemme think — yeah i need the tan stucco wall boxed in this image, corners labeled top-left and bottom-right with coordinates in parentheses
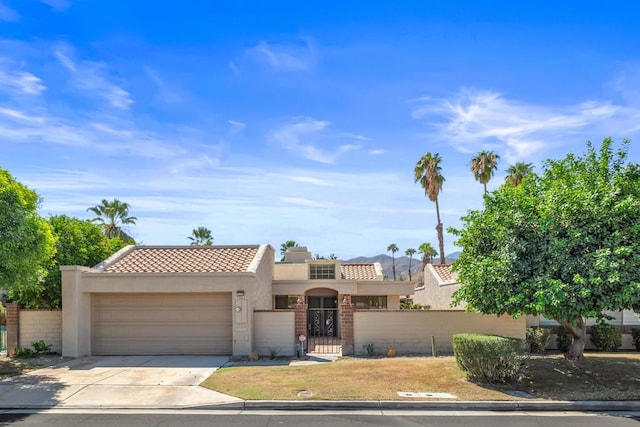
top-left (19, 310), bottom-right (62, 353)
top-left (273, 281), bottom-right (414, 298)
top-left (354, 311), bottom-right (525, 355)
top-left (253, 311), bottom-right (295, 357)
top-left (274, 263), bottom-right (308, 280)
top-left (412, 264), bottom-right (464, 310)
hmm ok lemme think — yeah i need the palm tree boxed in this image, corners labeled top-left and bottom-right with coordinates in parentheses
top-left (418, 243), bottom-right (438, 269)
top-left (188, 226), bottom-right (213, 245)
top-left (87, 198), bottom-right (137, 241)
top-left (415, 153), bottom-right (446, 264)
top-left (387, 243), bottom-right (399, 281)
top-left (505, 162), bottom-right (534, 187)
top-left (471, 150), bottom-right (500, 194)
top-left (405, 248), bottom-right (416, 281)
top-left (279, 240), bottom-right (299, 261)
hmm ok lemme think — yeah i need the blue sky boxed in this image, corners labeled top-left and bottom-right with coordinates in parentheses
top-left (1, 1), bottom-right (640, 259)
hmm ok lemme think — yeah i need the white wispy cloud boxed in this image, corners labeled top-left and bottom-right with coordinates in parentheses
top-left (0, 69), bottom-right (46, 95)
top-left (268, 117), bottom-right (364, 164)
top-left (227, 120), bottom-right (246, 135)
top-left (412, 88), bottom-right (639, 163)
top-left (369, 149), bottom-right (387, 155)
top-left (248, 37), bottom-right (316, 71)
top-left (290, 176), bottom-right (334, 186)
top-left (144, 66), bottom-right (183, 104)
top-left (54, 48), bottom-right (134, 110)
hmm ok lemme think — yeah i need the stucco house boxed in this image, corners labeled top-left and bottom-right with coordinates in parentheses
top-left (61, 244), bottom-right (414, 358)
top-left (412, 264), bottom-right (464, 310)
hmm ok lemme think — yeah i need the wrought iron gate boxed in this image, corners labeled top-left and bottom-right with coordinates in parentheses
top-left (307, 296), bottom-right (341, 354)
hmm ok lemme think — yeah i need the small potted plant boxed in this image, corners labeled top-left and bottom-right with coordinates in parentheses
top-left (386, 345), bottom-right (396, 357)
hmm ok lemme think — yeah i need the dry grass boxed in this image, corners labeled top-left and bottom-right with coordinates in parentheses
top-left (201, 353), bottom-right (640, 401)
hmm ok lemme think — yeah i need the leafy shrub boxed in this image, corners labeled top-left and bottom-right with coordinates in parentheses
top-left (453, 334), bottom-right (526, 384)
top-left (631, 328), bottom-right (640, 352)
top-left (526, 327), bottom-right (552, 353)
top-left (15, 340), bottom-right (51, 359)
top-left (268, 346), bottom-right (280, 360)
top-left (590, 323), bottom-right (622, 352)
top-left (31, 340), bottom-right (52, 354)
top-left (556, 327), bottom-right (573, 353)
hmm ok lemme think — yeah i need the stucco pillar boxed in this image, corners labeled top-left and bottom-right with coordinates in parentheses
top-left (61, 266), bottom-right (92, 357)
top-left (5, 303), bottom-right (19, 354)
top-left (294, 301), bottom-right (308, 350)
top-left (340, 298), bottom-right (354, 356)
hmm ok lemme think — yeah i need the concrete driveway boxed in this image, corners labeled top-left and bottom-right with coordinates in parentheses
top-left (0, 355), bottom-right (242, 409)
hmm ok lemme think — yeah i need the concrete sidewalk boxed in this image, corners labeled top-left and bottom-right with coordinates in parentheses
top-left (0, 355), bottom-right (242, 409)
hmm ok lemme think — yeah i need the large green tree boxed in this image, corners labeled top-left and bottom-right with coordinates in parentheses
top-left (415, 153), bottom-right (446, 264)
top-left (0, 167), bottom-right (55, 304)
top-left (471, 150), bottom-right (500, 194)
top-left (25, 215), bottom-right (128, 308)
top-left (450, 139), bottom-right (640, 360)
top-left (87, 198), bottom-right (137, 242)
top-left (188, 226), bottom-right (213, 246)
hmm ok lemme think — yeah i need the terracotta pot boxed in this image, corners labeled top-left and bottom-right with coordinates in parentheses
top-left (386, 346), bottom-right (396, 357)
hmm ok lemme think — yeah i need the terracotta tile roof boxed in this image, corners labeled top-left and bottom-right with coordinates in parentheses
top-left (102, 246), bottom-right (260, 273)
top-left (342, 263), bottom-right (378, 280)
top-left (432, 264), bottom-right (457, 283)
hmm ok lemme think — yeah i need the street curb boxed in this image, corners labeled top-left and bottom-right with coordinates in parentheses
top-left (238, 400), bottom-right (640, 412)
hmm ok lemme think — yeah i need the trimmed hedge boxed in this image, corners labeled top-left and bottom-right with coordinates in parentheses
top-left (453, 334), bottom-right (526, 384)
top-left (590, 323), bottom-right (622, 352)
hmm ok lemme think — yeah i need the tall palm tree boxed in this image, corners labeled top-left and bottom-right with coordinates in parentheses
top-left (418, 243), bottom-right (438, 269)
top-left (188, 226), bottom-right (213, 246)
top-left (387, 243), bottom-right (399, 281)
top-left (415, 153), bottom-right (446, 264)
top-left (279, 240), bottom-right (299, 261)
top-left (405, 248), bottom-right (416, 281)
top-left (505, 162), bottom-right (534, 187)
top-left (471, 150), bottom-right (500, 194)
top-left (87, 198), bottom-right (137, 241)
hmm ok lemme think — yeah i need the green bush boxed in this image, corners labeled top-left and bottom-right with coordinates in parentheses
top-left (631, 328), bottom-right (640, 352)
top-left (556, 327), bottom-right (573, 353)
top-left (16, 340), bottom-right (51, 359)
top-left (453, 334), bottom-right (526, 384)
top-left (526, 327), bottom-right (552, 353)
top-left (590, 323), bottom-right (622, 352)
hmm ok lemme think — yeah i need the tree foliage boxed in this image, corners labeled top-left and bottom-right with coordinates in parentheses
top-left (20, 215), bottom-right (128, 309)
top-left (470, 150), bottom-right (500, 194)
top-left (415, 152), bottom-right (446, 264)
top-left (87, 198), bottom-right (137, 242)
top-left (505, 162), bottom-right (534, 187)
top-left (405, 248), bottom-right (416, 281)
top-left (188, 226), bottom-right (213, 246)
top-left (279, 240), bottom-right (299, 261)
top-left (0, 167), bottom-right (55, 304)
top-left (450, 139), bottom-right (640, 359)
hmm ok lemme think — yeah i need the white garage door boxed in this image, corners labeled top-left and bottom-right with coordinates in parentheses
top-left (92, 293), bottom-right (232, 355)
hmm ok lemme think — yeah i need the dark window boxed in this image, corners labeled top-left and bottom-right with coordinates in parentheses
top-left (353, 296), bottom-right (387, 309)
top-left (310, 264), bottom-right (335, 279)
top-left (275, 295), bottom-right (299, 309)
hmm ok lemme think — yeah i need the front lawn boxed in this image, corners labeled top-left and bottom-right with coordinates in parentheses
top-left (201, 353), bottom-right (640, 401)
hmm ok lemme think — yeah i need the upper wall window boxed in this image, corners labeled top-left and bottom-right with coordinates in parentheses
top-left (310, 264), bottom-right (335, 279)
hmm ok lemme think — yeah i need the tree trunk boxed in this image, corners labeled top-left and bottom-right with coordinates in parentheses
top-left (408, 258), bottom-right (412, 281)
top-left (392, 255), bottom-right (396, 281)
top-left (434, 197), bottom-right (446, 264)
top-left (558, 317), bottom-right (587, 361)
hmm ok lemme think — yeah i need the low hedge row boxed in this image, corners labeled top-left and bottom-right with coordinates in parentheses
top-left (453, 333), bottom-right (526, 384)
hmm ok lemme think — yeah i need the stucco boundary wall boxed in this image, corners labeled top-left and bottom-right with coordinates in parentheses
top-left (353, 310), bottom-right (525, 356)
top-left (19, 310), bottom-right (62, 354)
top-left (253, 310), bottom-right (296, 357)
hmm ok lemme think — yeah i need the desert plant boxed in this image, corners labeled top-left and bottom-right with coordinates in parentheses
top-left (16, 348), bottom-right (36, 358)
top-left (631, 328), bottom-right (640, 352)
top-left (31, 340), bottom-right (52, 354)
top-left (556, 327), bottom-right (573, 353)
top-left (453, 334), bottom-right (526, 384)
top-left (590, 323), bottom-right (622, 352)
top-left (268, 346), bottom-right (280, 360)
top-left (526, 327), bottom-right (552, 353)
top-left (363, 343), bottom-right (375, 357)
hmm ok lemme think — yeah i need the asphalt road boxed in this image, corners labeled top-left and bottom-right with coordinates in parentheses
top-left (0, 411), bottom-right (638, 426)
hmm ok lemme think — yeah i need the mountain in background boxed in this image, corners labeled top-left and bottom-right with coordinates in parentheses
top-left (345, 252), bottom-right (460, 281)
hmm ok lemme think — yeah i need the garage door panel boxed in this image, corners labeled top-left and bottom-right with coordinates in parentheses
top-left (92, 293), bottom-right (232, 355)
